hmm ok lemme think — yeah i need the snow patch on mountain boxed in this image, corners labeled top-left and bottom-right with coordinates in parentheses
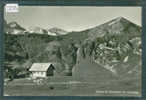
top-left (47, 27), bottom-right (68, 36)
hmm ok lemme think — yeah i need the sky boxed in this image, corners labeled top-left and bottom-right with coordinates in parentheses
top-left (5, 6), bottom-right (141, 32)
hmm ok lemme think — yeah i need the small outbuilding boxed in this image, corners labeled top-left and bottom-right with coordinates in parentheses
top-left (29, 63), bottom-right (55, 78)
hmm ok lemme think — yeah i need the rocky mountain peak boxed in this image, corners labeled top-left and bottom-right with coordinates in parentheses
top-left (8, 21), bottom-right (25, 30)
top-left (48, 27), bottom-right (68, 35)
top-left (8, 21), bottom-right (25, 31)
top-left (106, 17), bottom-right (130, 26)
top-left (114, 17), bottom-right (127, 22)
top-left (5, 21), bottom-right (25, 34)
top-left (8, 21), bottom-right (18, 28)
top-left (28, 26), bottom-right (47, 34)
top-left (88, 17), bottom-right (141, 39)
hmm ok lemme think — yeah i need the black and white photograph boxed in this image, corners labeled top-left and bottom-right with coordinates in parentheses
top-left (4, 6), bottom-right (142, 96)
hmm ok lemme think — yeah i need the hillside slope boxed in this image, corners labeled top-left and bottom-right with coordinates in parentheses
top-left (4, 17), bottom-right (141, 80)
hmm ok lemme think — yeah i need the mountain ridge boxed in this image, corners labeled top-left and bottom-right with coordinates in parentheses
top-left (4, 17), bottom-right (141, 79)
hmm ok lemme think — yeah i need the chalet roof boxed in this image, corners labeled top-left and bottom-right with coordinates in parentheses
top-left (29, 63), bottom-right (53, 72)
